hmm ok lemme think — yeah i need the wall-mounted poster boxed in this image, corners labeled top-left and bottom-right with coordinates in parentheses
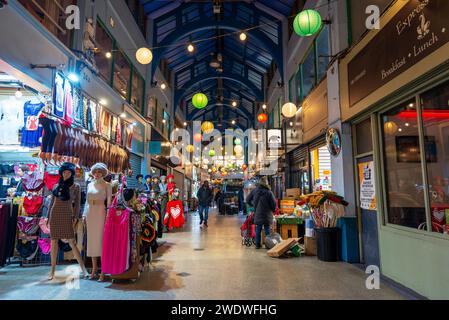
top-left (358, 161), bottom-right (376, 210)
top-left (267, 129), bottom-right (282, 150)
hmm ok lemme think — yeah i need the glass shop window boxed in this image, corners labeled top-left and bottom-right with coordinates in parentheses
top-left (381, 100), bottom-right (427, 230)
top-left (355, 118), bottom-right (373, 155)
top-left (131, 70), bottom-right (145, 112)
top-left (113, 49), bottom-right (131, 101)
top-left (420, 80), bottom-right (449, 234)
top-left (316, 25), bottom-right (330, 81)
top-left (301, 47), bottom-right (316, 100)
top-left (310, 146), bottom-right (331, 192)
top-left (94, 21), bottom-right (114, 84)
top-left (295, 66), bottom-right (302, 104)
top-left (289, 75), bottom-right (295, 103)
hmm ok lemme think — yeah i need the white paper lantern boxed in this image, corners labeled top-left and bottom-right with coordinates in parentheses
top-left (282, 102), bottom-right (297, 118)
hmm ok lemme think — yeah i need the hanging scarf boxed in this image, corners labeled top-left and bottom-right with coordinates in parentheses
top-left (52, 176), bottom-right (74, 201)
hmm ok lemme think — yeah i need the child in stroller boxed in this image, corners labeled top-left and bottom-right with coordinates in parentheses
top-left (240, 211), bottom-right (256, 247)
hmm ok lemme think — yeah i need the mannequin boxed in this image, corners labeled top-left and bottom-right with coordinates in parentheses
top-left (136, 174), bottom-right (146, 194)
top-left (144, 175), bottom-right (152, 193)
top-left (83, 163), bottom-right (112, 282)
top-left (47, 162), bottom-right (88, 280)
top-left (151, 176), bottom-right (161, 193)
top-left (167, 174), bottom-right (176, 200)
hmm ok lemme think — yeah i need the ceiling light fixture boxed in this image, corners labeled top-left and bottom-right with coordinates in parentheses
top-left (187, 44), bottom-right (195, 53)
top-left (232, 101), bottom-right (238, 107)
top-left (161, 83), bottom-right (166, 90)
top-left (239, 32), bottom-right (247, 41)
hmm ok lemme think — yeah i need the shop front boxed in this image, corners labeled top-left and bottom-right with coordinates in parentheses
top-left (287, 79), bottom-right (332, 194)
top-left (340, 0), bottom-right (449, 299)
top-left (0, 61), bottom-right (132, 267)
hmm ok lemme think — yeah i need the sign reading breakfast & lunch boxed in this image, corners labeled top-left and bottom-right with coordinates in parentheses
top-left (348, 0), bottom-right (449, 107)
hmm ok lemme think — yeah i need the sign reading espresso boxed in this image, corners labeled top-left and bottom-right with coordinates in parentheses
top-left (348, 0), bottom-right (449, 107)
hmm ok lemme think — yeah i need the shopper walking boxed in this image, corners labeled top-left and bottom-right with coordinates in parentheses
top-left (246, 177), bottom-right (276, 249)
top-left (197, 181), bottom-right (213, 228)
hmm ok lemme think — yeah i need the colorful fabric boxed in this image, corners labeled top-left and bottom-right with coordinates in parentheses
top-left (164, 200), bottom-right (185, 230)
top-left (23, 195), bottom-right (43, 215)
top-left (20, 101), bottom-right (45, 148)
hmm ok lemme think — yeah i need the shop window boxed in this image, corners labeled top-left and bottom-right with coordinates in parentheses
top-left (131, 70), bottom-right (145, 113)
top-left (163, 111), bottom-right (171, 138)
top-left (289, 75), bottom-right (295, 103)
top-left (381, 100), bottom-right (427, 229)
top-left (301, 47), bottom-right (316, 100)
top-left (113, 49), bottom-right (131, 101)
top-left (94, 20), bottom-right (114, 84)
top-left (310, 145), bottom-right (331, 192)
top-left (316, 25), bottom-right (330, 81)
top-left (19, 0), bottom-right (77, 49)
top-left (355, 118), bottom-right (373, 155)
top-left (420, 80), bottom-right (449, 234)
top-left (295, 66), bottom-right (302, 104)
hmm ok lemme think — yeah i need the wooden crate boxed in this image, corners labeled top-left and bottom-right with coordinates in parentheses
top-left (280, 224), bottom-right (299, 240)
top-left (304, 236), bottom-right (317, 256)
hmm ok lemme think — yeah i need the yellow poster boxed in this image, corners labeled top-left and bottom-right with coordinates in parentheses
top-left (358, 161), bottom-right (377, 210)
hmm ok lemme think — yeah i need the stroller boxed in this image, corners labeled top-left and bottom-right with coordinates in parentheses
top-left (240, 212), bottom-right (256, 247)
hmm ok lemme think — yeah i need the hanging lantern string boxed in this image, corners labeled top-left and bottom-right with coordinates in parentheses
top-left (111, 0), bottom-right (338, 54)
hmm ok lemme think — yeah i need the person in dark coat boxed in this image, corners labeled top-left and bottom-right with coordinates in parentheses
top-left (214, 188), bottom-right (224, 215)
top-left (246, 177), bottom-right (277, 249)
top-left (197, 181), bottom-right (213, 228)
top-left (238, 187), bottom-right (245, 214)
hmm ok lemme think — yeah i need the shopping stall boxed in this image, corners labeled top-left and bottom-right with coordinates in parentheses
top-left (0, 68), bottom-right (133, 268)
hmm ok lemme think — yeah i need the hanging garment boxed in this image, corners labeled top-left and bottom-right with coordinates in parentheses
top-left (2, 204), bottom-right (19, 265)
top-left (22, 170), bottom-right (44, 192)
top-left (0, 203), bottom-right (10, 266)
top-left (38, 238), bottom-right (51, 255)
top-left (164, 200), bottom-right (185, 230)
top-left (44, 172), bottom-right (59, 191)
top-left (101, 206), bottom-right (131, 275)
top-left (54, 73), bottom-right (65, 118)
top-left (40, 117), bottom-right (57, 153)
top-left (20, 101), bottom-right (45, 148)
top-left (17, 216), bottom-right (40, 235)
top-left (83, 97), bottom-right (90, 129)
top-left (0, 97), bottom-right (23, 145)
top-left (63, 80), bottom-right (73, 125)
top-left (16, 239), bottom-right (39, 260)
top-left (23, 195), bottom-right (43, 216)
top-left (83, 179), bottom-right (111, 257)
top-left (90, 100), bottom-right (98, 132)
top-left (39, 217), bottom-right (50, 235)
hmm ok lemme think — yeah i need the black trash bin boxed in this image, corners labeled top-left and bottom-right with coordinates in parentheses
top-left (315, 227), bottom-right (341, 262)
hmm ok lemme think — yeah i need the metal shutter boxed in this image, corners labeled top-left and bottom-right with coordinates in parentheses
top-left (128, 153), bottom-right (142, 188)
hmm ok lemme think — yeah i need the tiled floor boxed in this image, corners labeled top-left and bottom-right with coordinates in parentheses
top-left (0, 209), bottom-right (405, 300)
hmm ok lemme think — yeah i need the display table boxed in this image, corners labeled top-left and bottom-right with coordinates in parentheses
top-left (275, 216), bottom-right (304, 242)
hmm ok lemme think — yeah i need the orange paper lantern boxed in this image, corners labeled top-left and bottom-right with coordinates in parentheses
top-left (257, 113), bottom-right (268, 123)
top-left (193, 133), bottom-right (203, 143)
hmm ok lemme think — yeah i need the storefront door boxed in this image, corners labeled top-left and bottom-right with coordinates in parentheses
top-left (357, 155), bottom-right (380, 269)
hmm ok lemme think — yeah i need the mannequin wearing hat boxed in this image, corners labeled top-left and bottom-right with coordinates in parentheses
top-left (83, 163), bottom-right (112, 281)
top-left (144, 175), bottom-right (152, 193)
top-left (136, 174), bottom-right (146, 194)
top-left (47, 162), bottom-right (88, 280)
top-left (151, 176), bottom-right (161, 193)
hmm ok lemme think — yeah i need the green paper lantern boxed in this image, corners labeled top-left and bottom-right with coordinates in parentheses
top-left (234, 138), bottom-right (241, 145)
top-left (192, 93), bottom-right (208, 109)
top-left (209, 149), bottom-right (216, 157)
top-left (293, 9), bottom-right (322, 37)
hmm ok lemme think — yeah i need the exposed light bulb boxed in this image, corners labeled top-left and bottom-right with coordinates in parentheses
top-left (15, 88), bottom-right (23, 99)
top-left (239, 32), bottom-right (247, 41)
top-left (161, 83), bottom-right (166, 90)
top-left (262, 104), bottom-right (267, 110)
top-left (105, 52), bottom-right (112, 59)
top-left (68, 73), bottom-right (79, 82)
top-left (232, 101), bottom-right (238, 107)
top-left (187, 44), bottom-right (195, 53)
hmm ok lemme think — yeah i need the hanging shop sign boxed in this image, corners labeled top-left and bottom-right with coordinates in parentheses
top-left (358, 161), bottom-right (377, 210)
top-left (302, 80), bottom-right (328, 144)
top-left (267, 129), bottom-right (283, 150)
top-left (348, 0), bottom-right (449, 107)
top-left (326, 128), bottom-right (342, 157)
